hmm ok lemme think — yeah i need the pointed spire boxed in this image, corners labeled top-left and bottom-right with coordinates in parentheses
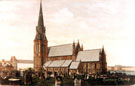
top-left (102, 45), bottom-right (104, 52)
top-left (72, 40), bottom-right (75, 47)
top-left (35, 0), bottom-right (47, 40)
top-left (81, 44), bottom-right (83, 50)
top-left (102, 45), bottom-right (106, 56)
top-left (38, 0), bottom-right (44, 26)
top-left (77, 40), bottom-right (80, 47)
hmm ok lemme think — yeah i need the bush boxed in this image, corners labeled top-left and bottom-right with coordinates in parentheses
top-left (75, 75), bottom-right (85, 80)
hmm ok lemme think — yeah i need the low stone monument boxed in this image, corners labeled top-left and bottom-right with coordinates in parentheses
top-left (55, 76), bottom-right (62, 86)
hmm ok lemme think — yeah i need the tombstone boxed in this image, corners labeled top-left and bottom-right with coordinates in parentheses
top-left (24, 71), bottom-right (32, 85)
top-left (20, 70), bottom-right (24, 77)
top-left (74, 78), bottom-right (81, 86)
top-left (55, 76), bottom-right (62, 86)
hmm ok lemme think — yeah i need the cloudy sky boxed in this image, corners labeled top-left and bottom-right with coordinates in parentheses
top-left (0, 0), bottom-right (135, 66)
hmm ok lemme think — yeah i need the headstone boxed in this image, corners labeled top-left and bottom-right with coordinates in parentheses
top-left (24, 71), bottom-right (32, 85)
top-left (55, 76), bottom-right (62, 86)
top-left (74, 78), bottom-right (81, 86)
top-left (20, 70), bottom-right (24, 77)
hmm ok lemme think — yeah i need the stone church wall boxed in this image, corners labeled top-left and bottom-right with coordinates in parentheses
top-left (47, 55), bottom-right (76, 61)
top-left (81, 62), bottom-right (102, 74)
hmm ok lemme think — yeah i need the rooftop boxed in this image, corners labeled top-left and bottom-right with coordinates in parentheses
top-left (48, 43), bottom-right (77, 57)
top-left (76, 49), bottom-right (101, 62)
top-left (70, 61), bottom-right (80, 69)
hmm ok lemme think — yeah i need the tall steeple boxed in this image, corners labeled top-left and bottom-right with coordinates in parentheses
top-left (101, 45), bottom-right (107, 73)
top-left (38, 0), bottom-right (44, 26)
top-left (35, 0), bottom-right (47, 40)
top-left (34, 0), bottom-right (48, 72)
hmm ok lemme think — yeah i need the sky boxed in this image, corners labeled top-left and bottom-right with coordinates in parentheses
top-left (0, 0), bottom-right (135, 66)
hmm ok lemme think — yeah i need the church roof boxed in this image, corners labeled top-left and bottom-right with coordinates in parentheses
top-left (48, 60), bottom-right (65, 67)
top-left (43, 61), bottom-right (52, 68)
top-left (44, 60), bottom-right (72, 68)
top-left (48, 44), bottom-right (76, 57)
top-left (76, 49), bottom-right (101, 62)
top-left (61, 60), bottom-right (72, 67)
top-left (70, 61), bottom-right (80, 69)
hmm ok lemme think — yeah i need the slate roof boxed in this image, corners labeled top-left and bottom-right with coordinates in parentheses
top-left (61, 60), bottom-right (72, 67)
top-left (48, 60), bottom-right (65, 67)
top-left (48, 43), bottom-right (77, 57)
top-left (76, 49), bottom-right (101, 62)
top-left (44, 60), bottom-right (72, 68)
top-left (43, 61), bottom-right (52, 67)
top-left (70, 61), bottom-right (80, 69)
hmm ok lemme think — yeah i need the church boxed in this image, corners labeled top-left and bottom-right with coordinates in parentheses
top-left (34, 1), bottom-right (107, 75)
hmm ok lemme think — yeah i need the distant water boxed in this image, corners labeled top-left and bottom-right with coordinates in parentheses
top-left (124, 71), bottom-right (135, 75)
top-left (110, 71), bottom-right (135, 76)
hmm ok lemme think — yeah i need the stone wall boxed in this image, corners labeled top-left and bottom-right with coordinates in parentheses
top-left (47, 55), bottom-right (75, 61)
top-left (34, 40), bottom-right (48, 72)
top-left (47, 67), bottom-right (69, 75)
top-left (81, 62), bottom-right (102, 74)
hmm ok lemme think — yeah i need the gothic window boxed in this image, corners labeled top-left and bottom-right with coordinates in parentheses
top-left (42, 45), bottom-right (45, 53)
top-left (95, 63), bottom-right (97, 69)
top-left (36, 44), bottom-right (39, 53)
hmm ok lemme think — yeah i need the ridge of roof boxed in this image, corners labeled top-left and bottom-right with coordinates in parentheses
top-left (76, 48), bottom-right (101, 62)
top-left (80, 48), bottom-right (101, 52)
top-left (48, 43), bottom-right (77, 48)
top-left (48, 55), bottom-right (73, 57)
top-left (48, 43), bottom-right (74, 57)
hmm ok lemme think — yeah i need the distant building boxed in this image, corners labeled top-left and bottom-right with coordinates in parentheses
top-left (76, 49), bottom-right (107, 74)
top-left (33, 1), bottom-right (48, 72)
top-left (34, 1), bottom-right (107, 75)
top-left (0, 56), bottom-right (33, 71)
top-left (0, 59), bottom-right (14, 71)
top-left (108, 65), bottom-right (135, 72)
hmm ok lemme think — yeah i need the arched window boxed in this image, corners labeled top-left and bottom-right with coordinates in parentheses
top-left (36, 44), bottom-right (39, 53)
top-left (95, 63), bottom-right (96, 69)
top-left (42, 45), bottom-right (45, 53)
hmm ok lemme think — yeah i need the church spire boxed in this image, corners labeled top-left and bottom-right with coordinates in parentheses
top-left (38, 0), bottom-right (44, 26)
top-left (34, 0), bottom-right (48, 72)
top-left (35, 0), bottom-right (46, 40)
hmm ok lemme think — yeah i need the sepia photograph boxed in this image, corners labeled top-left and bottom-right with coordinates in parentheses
top-left (0, 0), bottom-right (135, 86)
